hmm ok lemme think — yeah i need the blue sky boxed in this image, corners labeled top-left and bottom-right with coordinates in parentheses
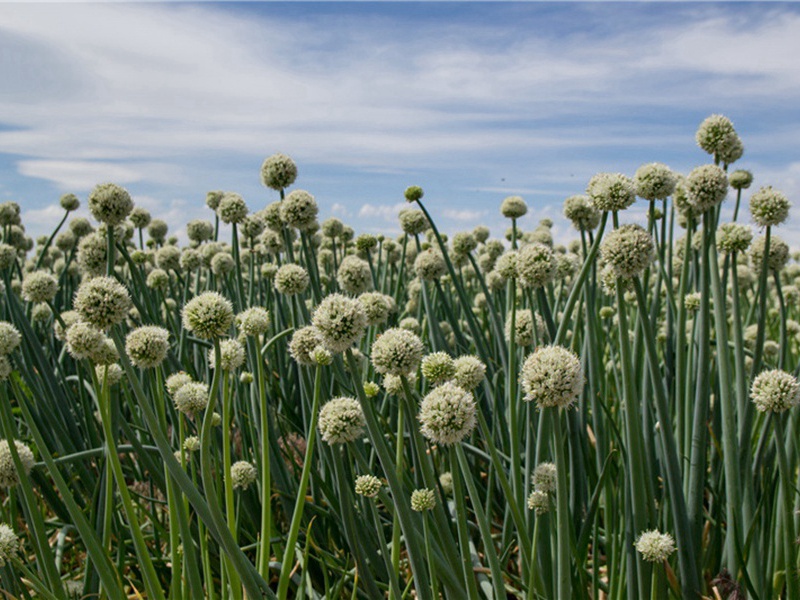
top-left (2, 2), bottom-right (799, 245)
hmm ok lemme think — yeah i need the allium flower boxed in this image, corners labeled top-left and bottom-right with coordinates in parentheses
top-left (495, 251), bottom-right (517, 280)
top-left (354, 474), bottom-right (382, 497)
top-left (0, 524), bottom-right (20, 567)
top-left (337, 256), bottom-right (372, 295)
top-left (312, 294), bottom-right (367, 353)
top-left (414, 249), bottom-right (447, 281)
top-left (173, 382), bottom-right (209, 416)
top-left (280, 190), bottom-right (318, 231)
top-left (146, 269), bottom-right (169, 290)
top-left (358, 292), bottom-right (393, 326)
top-left (156, 246), bottom-right (181, 272)
top-left (0, 244), bottom-right (16, 271)
top-left (527, 490), bottom-right (550, 515)
top-left (750, 235), bottom-right (789, 274)
top-left (216, 192), bottom-right (249, 225)
top-left (383, 373), bottom-right (416, 396)
top-left (520, 345), bottom-right (584, 409)
top-left (73, 276), bottom-right (132, 330)
top-left (751, 369), bottom-right (800, 413)
top-left (22, 271), bottom-right (58, 304)
top-left (0, 322), bottom-right (21, 356)
top-left (129, 206), bottom-right (151, 229)
top-left (371, 328), bottom-right (424, 377)
top-left (749, 186), bottom-right (790, 227)
top-left (563, 195), bottom-right (601, 232)
top-left (289, 326), bottom-right (324, 366)
top-left (210, 252), bottom-right (235, 276)
top-left (683, 292), bottom-right (701, 313)
top-left (635, 530), bottom-right (676, 562)
top-left (126, 326), bottom-right (170, 368)
top-left (452, 355), bottom-right (486, 390)
top-left (729, 169), bottom-right (754, 190)
top-left (439, 472), bottom-right (454, 495)
top-left (96, 364), bottom-right (123, 387)
top-left (209, 338), bottom-right (246, 371)
top-left (696, 114), bottom-right (738, 158)
top-left (586, 173), bottom-right (636, 212)
top-left (166, 372), bottom-right (193, 396)
top-left (410, 488), bottom-right (436, 511)
top-left (182, 292), bottom-right (234, 339)
top-left (186, 219), bottom-right (214, 243)
top-left (404, 186), bottom-right (424, 203)
top-left (716, 223), bottom-right (753, 254)
top-left (275, 264), bottom-right (310, 295)
top-left (236, 307), bottom-right (270, 337)
top-left (516, 243), bottom-right (557, 289)
top-left (60, 193), bottom-right (80, 212)
top-left (321, 217), bottom-right (344, 238)
top-left (65, 322), bottom-right (106, 361)
top-left (501, 196), bottom-right (528, 219)
top-left (318, 397), bottom-right (365, 444)
top-left (0, 357), bottom-right (11, 381)
top-left (421, 352), bottom-right (455, 385)
top-left (533, 462), bottom-right (557, 494)
top-left (451, 232), bottom-right (477, 255)
top-left (206, 191), bottom-right (224, 210)
top-left (634, 163), bottom-right (677, 201)
top-left (261, 153), bottom-right (298, 191)
top-left (230, 461), bottom-right (258, 490)
top-left (685, 164), bottom-right (728, 213)
top-left (183, 436), bottom-right (201, 452)
top-left (363, 381), bottom-right (380, 397)
top-left (312, 346), bottom-right (333, 366)
top-left (418, 382), bottom-right (477, 446)
top-left (0, 440), bottom-right (35, 488)
top-left (600, 224), bottom-right (654, 280)
top-left (148, 219), bottom-right (168, 243)
top-left (88, 183), bottom-right (133, 226)
top-left (399, 208), bottom-right (428, 235)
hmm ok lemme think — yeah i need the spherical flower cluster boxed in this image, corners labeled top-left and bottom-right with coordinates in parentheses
top-left (209, 338), bottom-right (246, 371)
top-left (0, 439), bottom-right (35, 487)
top-left (0, 322), bottom-right (21, 356)
top-left (146, 269), bottom-right (169, 290)
top-left (148, 219), bottom-right (168, 243)
top-left (64, 322), bottom-right (106, 362)
top-left (683, 292), bottom-right (701, 313)
top-left (275, 264), bottom-right (310, 295)
top-left (21, 271), bottom-right (58, 304)
top-left (129, 206), bottom-right (151, 229)
top-left (383, 373), bottom-right (415, 396)
top-left (73, 276), bottom-right (132, 330)
top-left (312, 294), bottom-right (368, 354)
top-left (354, 474), bottom-right (382, 498)
top-left (635, 530), bottom-right (676, 563)
top-left (452, 355), bottom-right (486, 390)
top-left (439, 472), bottom-right (454, 495)
top-left (60, 193), bottom-right (80, 212)
top-left (358, 292), bottom-right (393, 326)
top-left (527, 490), bottom-right (550, 515)
top-left (216, 193), bottom-right (249, 225)
top-left (318, 397), bottom-right (365, 444)
top-left (404, 186), bottom-right (424, 203)
top-left (751, 369), bottom-right (800, 413)
top-left (501, 196), bottom-right (528, 219)
top-left (126, 326), bottom-right (170, 368)
top-left (586, 173), bottom-right (636, 212)
top-left (520, 345), bottom-right (584, 409)
top-left (289, 326), bottom-right (324, 366)
top-left (371, 328), bottom-right (424, 377)
top-left (421, 352), bottom-right (456, 385)
top-left (414, 249), bottom-right (447, 281)
top-left (173, 381), bottom-right (209, 416)
top-left (210, 252), bottom-right (234, 276)
top-left (533, 462), bottom-right (557, 494)
top-left (261, 153), bottom-right (298, 190)
top-left (516, 243), bottom-right (557, 289)
top-left (729, 169), bottom-right (753, 191)
top-left (685, 165), bottom-right (728, 213)
top-left (183, 436), bottom-right (201, 453)
top-left (0, 524), bottom-right (20, 567)
top-left (156, 246), bottom-right (181, 272)
top-left (230, 461), bottom-right (258, 490)
top-left (749, 186), bottom-right (790, 228)
top-left (280, 190), bottom-right (318, 231)
top-left (236, 307), bottom-right (270, 337)
top-left (716, 223), bottom-right (753, 254)
top-left (750, 235), bottom-right (789, 274)
top-left (410, 488), bottom-right (436, 511)
top-left (418, 382), bottom-right (477, 446)
top-left (186, 219), bottom-right (214, 243)
top-left (495, 251), bottom-right (517, 280)
top-left (166, 372), bottom-right (192, 396)
top-left (563, 195), bottom-right (601, 232)
top-left (96, 363), bottom-right (123, 387)
top-left (634, 163), bottom-right (677, 201)
top-left (600, 224), bottom-right (654, 280)
top-left (451, 232), bottom-right (477, 255)
top-left (695, 114), bottom-right (739, 159)
top-left (399, 208), bottom-right (428, 235)
top-left (88, 183), bottom-right (133, 226)
top-left (337, 255), bottom-right (372, 295)
top-left (206, 191), bottom-right (224, 210)
top-left (321, 217), bottom-right (344, 239)
top-left (182, 292), bottom-right (234, 339)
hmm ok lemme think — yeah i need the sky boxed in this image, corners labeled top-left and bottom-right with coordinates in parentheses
top-left (1, 1), bottom-right (799, 246)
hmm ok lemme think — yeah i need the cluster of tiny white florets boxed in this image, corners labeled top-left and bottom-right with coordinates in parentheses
top-left (684, 164), bottom-right (728, 213)
top-left (65, 322), bottom-right (108, 362)
top-left (173, 381), bottom-right (209, 417)
top-left (126, 326), bottom-right (170, 368)
top-left (88, 183), bottom-right (134, 226)
top-left (418, 382), bottom-right (477, 446)
top-left (506, 309), bottom-right (544, 347)
top-left (236, 307), bottom-right (270, 337)
top-left (289, 326), bottom-right (325, 366)
top-left (533, 462), bottom-right (557, 494)
top-left (312, 294), bottom-right (367, 354)
top-left (695, 114), bottom-right (742, 163)
top-left (452, 355), bottom-right (486, 390)
top-left (634, 530), bottom-right (677, 563)
top-left (600, 224), bottom-right (654, 281)
top-left (371, 328), bottom-right (424, 377)
top-left (500, 196), bottom-right (528, 219)
top-left (421, 352), bottom-right (456, 385)
top-left (749, 186), bottom-right (790, 228)
top-left (399, 208), bottom-right (428, 235)
top-left (414, 249), bottom-right (447, 281)
top-left (96, 363), bottom-right (123, 387)
top-left (0, 439), bottom-right (35, 488)
top-left (716, 223), bottom-right (753, 254)
top-left (358, 292), bottom-right (394, 326)
top-left (516, 243), bottom-right (557, 289)
top-left (410, 488), bottom-right (436, 511)
top-left (22, 271), bottom-right (59, 304)
top-left (318, 397), bottom-right (365, 444)
top-left (750, 369), bottom-right (800, 413)
top-left (261, 153), bottom-right (298, 191)
top-left (165, 372), bottom-right (192, 396)
top-left (586, 173), bottom-right (636, 212)
top-left (0, 524), bottom-right (20, 567)
top-left (562, 195), bottom-right (601, 232)
top-left (230, 461), bottom-right (258, 490)
top-left (354, 474), bottom-right (382, 497)
top-left (634, 162), bottom-right (677, 201)
top-left (750, 235), bottom-right (789, 274)
top-left (209, 338), bottom-right (246, 371)
top-left (0, 322), bottom-right (21, 356)
top-left (275, 263), bottom-right (310, 295)
top-left (520, 345), bottom-right (584, 409)
top-left (73, 276), bottom-right (132, 330)
top-left (337, 256), bottom-right (372, 295)
top-left (182, 292), bottom-right (234, 339)
top-left (216, 192), bottom-right (249, 225)
top-left (728, 169), bottom-right (753, 190)
top-left (280, 190), bottom-right (318, 231)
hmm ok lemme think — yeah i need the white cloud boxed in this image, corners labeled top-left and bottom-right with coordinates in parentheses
top-left (442, 208), bottom-right (488, 221)
top-left (358, 202), bottom-right (407, 221)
